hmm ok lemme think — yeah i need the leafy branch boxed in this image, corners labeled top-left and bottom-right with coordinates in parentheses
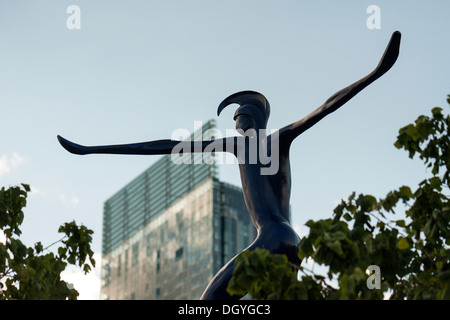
top-left (0, 184), bottom-right (96, 300)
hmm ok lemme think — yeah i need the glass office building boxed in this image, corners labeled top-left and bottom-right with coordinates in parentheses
top-left (100, 120), bottom-right (256, 299)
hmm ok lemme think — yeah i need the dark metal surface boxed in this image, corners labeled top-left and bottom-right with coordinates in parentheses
top-left (58, 31), bottom-right (401, 300)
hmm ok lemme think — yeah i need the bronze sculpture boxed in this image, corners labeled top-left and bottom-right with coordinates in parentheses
top-left (58, 31), bottom-right (401, 300)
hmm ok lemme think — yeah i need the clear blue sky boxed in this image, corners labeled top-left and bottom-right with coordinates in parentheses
top-left (1, 1), bottom-right (449, 298)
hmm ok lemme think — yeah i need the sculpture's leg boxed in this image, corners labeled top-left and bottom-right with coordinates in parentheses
top-left (200, 257), bottom-right (243, 300)
top-left (201, 223), bottom-right (301, 299)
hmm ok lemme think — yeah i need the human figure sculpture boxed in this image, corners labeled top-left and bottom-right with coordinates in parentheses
top-left (58, 31), bottom-right (401, 300)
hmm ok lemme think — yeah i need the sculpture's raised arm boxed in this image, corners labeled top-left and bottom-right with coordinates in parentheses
top-left (57, 135), bottom-right (237, 156)
top-left (280, 31), bottom-right (401, 144)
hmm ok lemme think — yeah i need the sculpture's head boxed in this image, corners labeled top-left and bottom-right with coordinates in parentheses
top-left (217, 91), bottom-right (270, 136)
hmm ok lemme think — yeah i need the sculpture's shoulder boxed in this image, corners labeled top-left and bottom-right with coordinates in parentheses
top-left (267, 129), bottom-right (291, 154)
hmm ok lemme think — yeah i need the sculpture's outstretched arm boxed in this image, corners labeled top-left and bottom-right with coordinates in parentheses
top-left (279, 31), bottom-right (401, 145)
top-left (57, 135), bottom-right (237, 156)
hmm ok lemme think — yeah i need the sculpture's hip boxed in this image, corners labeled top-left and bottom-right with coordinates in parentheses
top-left (251, 221), bottom-right (301, 266)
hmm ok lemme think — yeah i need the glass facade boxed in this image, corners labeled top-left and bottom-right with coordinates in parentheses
top-left (102, 120), bottom-right (218, 256)
top-left (101, 121), bottom-right (256, 300)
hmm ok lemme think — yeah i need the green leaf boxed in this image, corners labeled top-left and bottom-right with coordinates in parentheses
top-left (34, 241), bottom-right (43, 253)
top-left (58, 247), bottom-right (67, 258)
top-left (431, 107), bottom-right (443, 118)
top-left (298, 237), bottom-right (313, 260)
top-left (395, 220), bottom-right (406, 228)
top-left (398, 186), bottom-right (414, 199)
top-left (343, 213), bottom-right (352, 221)
top-left (405, 124), bottom-right (421, 141)
top-left (397, 238), bottom-right (410, 250)
top-left (429, 176), bottom-right (442, 190)
top-left (424, 219), bottom-right (433, 238)
top-left (325, 240), bottom-right (345, 258)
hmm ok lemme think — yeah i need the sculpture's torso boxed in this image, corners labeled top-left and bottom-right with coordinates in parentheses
top-left (235, 133), bottom-right (300, 263)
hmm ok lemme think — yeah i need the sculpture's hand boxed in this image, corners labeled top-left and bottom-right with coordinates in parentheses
top-left (279, 31), bottom-right (401, 144)
top-left (58, 135), bottom-right (89, 155)
top-left (57, 135), bottom-right (179, 155)
top-left (373, 31), bottom-right (401, 77)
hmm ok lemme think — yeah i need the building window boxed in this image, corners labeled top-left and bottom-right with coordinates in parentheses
top-left (176, 211), bottom-right (184, 233)
top-left (117, 254), bottom-right (122, 277)
top-left (125, 249), bottom-right (129, 272)
top-left (175, 247), bottom-right (184, 261)
top-left (156, 249), bottom-right (161, 274)
top-left (146, 232), bottom-right (153, 245)
top-left (155, 287), bottom-right (160, 300)
top-left (132, 243), bottom-right (139, 267)
top-left (103, 262), bottom-right (111, 286)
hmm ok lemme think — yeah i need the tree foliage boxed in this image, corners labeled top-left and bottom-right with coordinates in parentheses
top-left (228, 95), bottom-right (450, 300)
top-left (0, 183), bottom-right (95, 300)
